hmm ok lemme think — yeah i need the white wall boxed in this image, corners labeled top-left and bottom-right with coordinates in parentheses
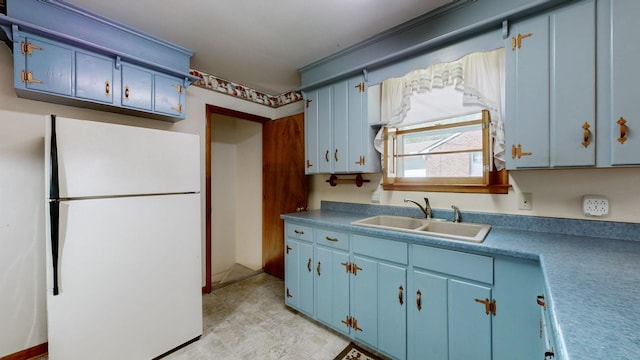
top-left (308, 167), bottom-right (640, 223)
top-left (0, 42), bottom-right (290, 357)
top-left (210, 115), bottom-right (263, 281)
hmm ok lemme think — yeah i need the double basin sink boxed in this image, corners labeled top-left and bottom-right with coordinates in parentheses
top-left (351, 215), bottom-right (491, 243)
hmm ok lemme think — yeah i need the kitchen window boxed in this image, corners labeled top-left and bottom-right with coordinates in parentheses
top-left (383, 110), bottom-right (508, 193)
top-left (376, 48), bottom-right (509, 193)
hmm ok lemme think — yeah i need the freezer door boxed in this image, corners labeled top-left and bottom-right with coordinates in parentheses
top-left (45, 115), bottom-right (200, 198)
top-left (45, 194), bottom-right (202, 360)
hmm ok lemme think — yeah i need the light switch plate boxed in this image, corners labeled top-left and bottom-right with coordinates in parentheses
top-left (583, 195), bottom-right (609, 216)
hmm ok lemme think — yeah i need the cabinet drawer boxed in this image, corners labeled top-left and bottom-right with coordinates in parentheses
top-left (285, 223), bottom-right (313, 242)
top-left (413, 245), bottom-right (493, 284)
top-left (352, 235), bottom-right (408, 265)
top-left (316, 228), bottom-right (349, 250)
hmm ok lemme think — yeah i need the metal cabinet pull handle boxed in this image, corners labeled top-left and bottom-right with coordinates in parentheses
top-left (294, 229), bottom-right (304, 235)
top-left (511, 144), bottom-right (533, 159)
top-left (285, 245), bottom-right (292, 254)
top-left (124, 86), bottom-right (130, 101)
top-left (307, 258), bottom-right (312, 272)
top-left (416, 290), bottom-right (422, 311)
top-left (618, 117), bottom-right (628, 144)
top-left (21, 70), bottom-right (43, 84)
top-left (325, 150), bottom-right (330, 162)
top-left (286, 288), bottom-right (292, 298)
top-left (537, 294), bottom-right (547, 310)
top-left (105, 80), bottom-right (110, 97)
top-left (316, 261), bottom-right (321, 276)
top-left (511, 32), bottom-right (533, 51)
top-left (474, 298), bottom-right (497, 316)
top-left (172, 103), bottom-right (183, 113)
top-left (306, 160), bottom-right (313, 168)
top-left (334, 149), bottom-right (339, 162)
top-left (305, 99), bottom-right (312, 108)
top-left (582, 122), bottom-right (591, 148)
top-left (398, 285), bottom-right (404, 305)
top-left (325, 236), bottom-right (338, 242)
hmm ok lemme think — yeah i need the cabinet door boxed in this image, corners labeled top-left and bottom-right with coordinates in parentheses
top-left (448, 280), bottom-right (492, 360)
top-left (304, 89), bottom-right (320, 174)
top-left (75, 51), bottom-right (114, 104)
top-left (352, 255), bottom-right (406, 360)
top-left (506, 1), bottom-right (596, 169)
top-left (347, 76), bottom-right (368, 173)
top-left (315, 246), bottom-right (350, 334)
top-left (121, 64), bottom-right (152, 111)
top-left (411, 271), bottom-right (448, 360)
top-left (317, 86), bottom-right (333, 173)
top-left (284, 239), bottom-right (301, 309)
top-left (21, 36), bottom-right (73, 96)
top-left (332, 80), bottom-right (349, 173)
top-left (505, 15), bottom-right (550, 169)
top-left (550, 0), bottom-right (595, 167)
top-left (377, 262), bottom-right (406, 360)
top-left (154, 73), bottom-right (185, 117)
top-left (607, 0), bottom-right (640, 165)
top-left (285, 239), bottom-right (314, 316)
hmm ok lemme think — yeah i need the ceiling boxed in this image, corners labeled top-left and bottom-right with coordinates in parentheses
top-left (65, 0), bottom-right (451, 95)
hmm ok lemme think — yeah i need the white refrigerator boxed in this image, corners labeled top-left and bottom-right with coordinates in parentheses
top-left (44, 115), bottom-right (202, 359)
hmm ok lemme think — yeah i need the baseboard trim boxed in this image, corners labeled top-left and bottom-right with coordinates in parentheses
top-left (0, 343), bottom-right (48, 360)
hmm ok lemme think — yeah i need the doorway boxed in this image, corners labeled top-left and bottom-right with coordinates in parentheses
top-left (204, 105), bottom-right (269, 293)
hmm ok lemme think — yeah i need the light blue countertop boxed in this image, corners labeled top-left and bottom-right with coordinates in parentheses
top-left (281, 202), bottom-right (640, 360)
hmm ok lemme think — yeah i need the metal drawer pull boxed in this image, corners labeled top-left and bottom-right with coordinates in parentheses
top-left (316, 261), bottom-right (321, 276)
top-left (294, 229), bottom-right (304, 235)
top-left (618, 117), bottom-right (628, 144)
top-left (325, 236), bottom-right (338, 242)
top-left (537, 294), bottom-right (547, 310)
top-left (325, 150), bottom-right (330, 162)
top-left (334, 149), bottom-right (339, 162)
top-left (582, 122), bottom-right (591, 148)
top-left (124, 85), bottom-right (130, 101)
top-left (307, 258), bottom-right (312, 272)
top-left (398, 285), bottom-right (404, 305)
top-left (105, 80), bottom-right (110, 97)
top-left (416, 290), bottom-right (422, 311)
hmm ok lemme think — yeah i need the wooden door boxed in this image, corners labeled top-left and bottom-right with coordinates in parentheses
top-left (262, 113), bottom-right (307, 279)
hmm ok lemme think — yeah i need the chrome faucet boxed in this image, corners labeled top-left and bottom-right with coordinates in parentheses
top-left (404, 198), bottom-right (432, 219)
top-left (451, 205), bottom-right (461, 223)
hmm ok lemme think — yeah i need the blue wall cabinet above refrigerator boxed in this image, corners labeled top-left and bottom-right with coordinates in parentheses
top-left (14, 33), bottom-right (73, 97)
top-left (1, 0), bottom-right (196, 121)
top-left (505, 0), bottom-right (596, 169)
top-left (75, 51), bottom-right (114, 104)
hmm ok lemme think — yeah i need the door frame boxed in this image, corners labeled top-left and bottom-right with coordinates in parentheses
top-left (203, 104), bottom-right (269, 294)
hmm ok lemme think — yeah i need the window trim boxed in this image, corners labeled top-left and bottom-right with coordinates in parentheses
top-left (382, 110), bottom-right (510, 194)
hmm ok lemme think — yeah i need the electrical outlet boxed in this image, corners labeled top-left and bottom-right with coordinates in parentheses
top-left (583, 195), bottom-right (609, 216)
top-left (519, 192), bottom-right (533, 210)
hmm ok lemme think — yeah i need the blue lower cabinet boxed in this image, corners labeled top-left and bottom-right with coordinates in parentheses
top-left (352, 235), bottom-right (407, 360)
top-left (284, 238), bottom-right (314, 316)
top-left (315, 245), bottom-right (350, 334)
top-left (448, 280), bottom-right (492, 360)
top-left (411, 271), bottom-right (448, 359)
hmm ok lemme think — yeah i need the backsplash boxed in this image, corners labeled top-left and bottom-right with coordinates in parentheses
top-left (321, 201), bottom-right (640, 243)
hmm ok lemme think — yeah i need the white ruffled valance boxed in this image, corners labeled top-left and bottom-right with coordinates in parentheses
top-left (376, 47), bottom-right (506, 170)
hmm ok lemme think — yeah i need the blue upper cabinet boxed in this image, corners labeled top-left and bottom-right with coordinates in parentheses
top-left (505, 0), bottom-right (596, 169)
top-left (75, 51), bottom-right (114, 104)
top-left (598, 0), bottom-right (640, 165)
top-left (304, 74), bottom-right (380, 175)
top-left (14, 32), bottom-right (73, 97)
top-left (1, 0), bottom-right (196, 121)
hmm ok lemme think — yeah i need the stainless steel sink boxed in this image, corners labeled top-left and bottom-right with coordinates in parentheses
top-left (351, 215), bottom-right (491, 243)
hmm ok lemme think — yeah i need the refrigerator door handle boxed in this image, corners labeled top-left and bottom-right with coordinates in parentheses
top-left (50, 200), bottom-right (60, 296)
top-left (49, 115), bottom-right (61, 296)
top-left (49, 114), bottom-right (59, 200)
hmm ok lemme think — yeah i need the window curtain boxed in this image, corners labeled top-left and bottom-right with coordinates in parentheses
top-left (375, 47), bottom-right (506, 170)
